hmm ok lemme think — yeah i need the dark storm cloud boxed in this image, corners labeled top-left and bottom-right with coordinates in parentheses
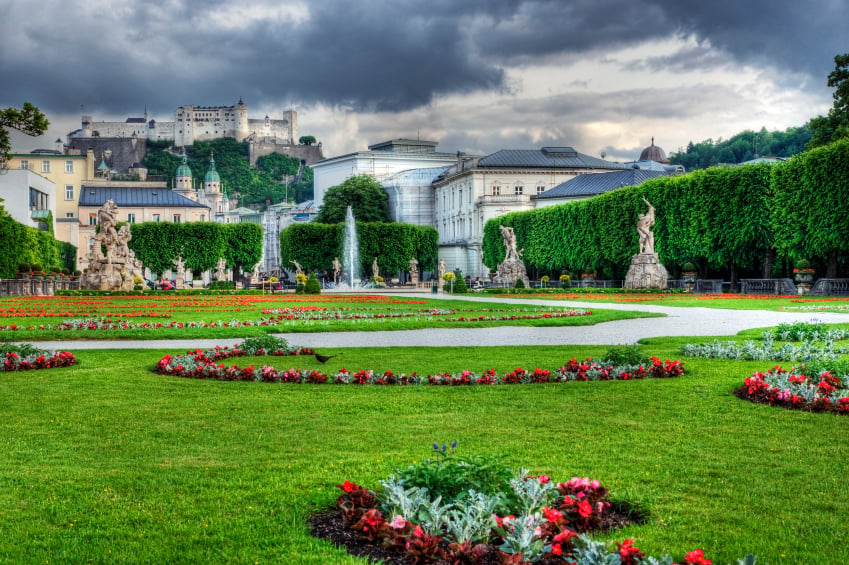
top-left (0, 0), bottom-right (843, 119)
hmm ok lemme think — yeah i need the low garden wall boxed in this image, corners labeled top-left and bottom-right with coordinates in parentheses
top-left (0, 277), bottom-right (79, 296)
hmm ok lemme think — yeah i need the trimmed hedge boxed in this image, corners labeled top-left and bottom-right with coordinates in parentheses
top-left (484, 139), bottom-right (849, 280)
top-left (0, 208), bottom-right (77, 278)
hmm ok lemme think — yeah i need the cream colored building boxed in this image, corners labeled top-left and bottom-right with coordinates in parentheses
top-left (432, 147), bottom-right (627, 278)
top-left (6, 148), bottom-right (97, 248)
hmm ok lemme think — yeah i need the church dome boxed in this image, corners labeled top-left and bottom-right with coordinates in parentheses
top-left (176, 151), bottom-right (192, 178)
top-left (204, 154), bottom-right (220, 183)
top-left (639, 137), bottom-right (668, 163)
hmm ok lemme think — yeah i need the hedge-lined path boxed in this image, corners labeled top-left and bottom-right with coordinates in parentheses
top-left (29, 292), bottom-right (849, 350)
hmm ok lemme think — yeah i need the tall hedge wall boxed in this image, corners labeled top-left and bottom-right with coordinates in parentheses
top-left (483, 162), bottom-right (780, 280)
top-left (280, 222), bottom-right (438, 277)
top-left (0, 207), bottom-right (77, 278)
top-left (129, 222), bottom-right (262, 276)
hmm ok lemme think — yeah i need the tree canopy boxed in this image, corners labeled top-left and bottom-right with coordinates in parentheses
top-left (1, 102), bottom-right (49, 165)
top-left (143, 138), bottom-right (314, 206)
top-left (299, 135), bottom-right (316, 146)
top-left (315, 174), bottom-right (391, 223)
top-left (668, 125), bottom-right (811, 170)
top-left (808, 53), bottom-right (849, 149)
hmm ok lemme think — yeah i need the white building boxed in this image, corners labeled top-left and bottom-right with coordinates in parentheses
top-left (432, 147), bottom-right (627, 278)
top-left (381, 167), bottom-right (449, 226)
top-left (312, 139), bottom-right (461, 211)
top-left (0, 168), bottom-right (56, 231)
top-left (70, 100), bottom-right (297, 147)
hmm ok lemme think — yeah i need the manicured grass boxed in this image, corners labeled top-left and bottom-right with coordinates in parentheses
top-left (2, 343), bottom-right (849, 564)
top-left (0, 294), bottom-right (658, 340)
top-left (497, 291), bottom-right (849, 311)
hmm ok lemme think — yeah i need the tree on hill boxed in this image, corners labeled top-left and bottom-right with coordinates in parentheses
top-left (315, 174), bottom-right (391, 223)
top-left (299, 135), bottom-right (316, 146)
top-left (1, 102), bottom-right (49, 166)
top-left (808, 53), bottom-right (849, 149)
top-left (668, 125), bottom-right (811, 170)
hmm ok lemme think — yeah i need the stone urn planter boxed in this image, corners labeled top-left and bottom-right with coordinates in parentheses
top-left (795, 270), bottom-right (815, 295)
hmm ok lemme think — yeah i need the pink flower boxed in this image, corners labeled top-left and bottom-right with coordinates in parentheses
top-left (390, 515), bottom-right (406, 529)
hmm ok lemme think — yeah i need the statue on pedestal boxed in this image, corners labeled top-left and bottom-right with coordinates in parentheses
top-left (493, 225), bottom-right (529, 287)
top-left (81, 200), bottom-right (143, 290)
top-left (624, 198), bottom-right (668, 289)
top-left (215, 258), bottom-right (227, 281)
top-left (332, 257), bottom-right (341, 285)
top-left (372, 257), bottom-right (379, 279)
top-left (409, 257), bottom-right (419, 284)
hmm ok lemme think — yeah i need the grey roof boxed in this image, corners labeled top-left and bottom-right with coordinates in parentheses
top-left (79, 186), bottom-right (209, 208)
top-left (478, 147), bottom-right (628, 170)
top-left (534, 169), bottom-right (671, 200)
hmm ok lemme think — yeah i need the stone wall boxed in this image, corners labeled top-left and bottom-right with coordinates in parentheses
top-left (248, 142), bottom-right (324, 167)
top-left (0, 278), bottom-right (80, 296)
top-left (67, 137), bottom-right (148, 174)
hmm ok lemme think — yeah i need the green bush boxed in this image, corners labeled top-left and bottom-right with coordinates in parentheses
top-left (304, 273), bottom-right (322, 294)
top-left (602, 345), bottom-right (648, 366)
top-left (452, 273), bottom-right (469, 294)
top-left (514, 278), bottom-right (525, 289)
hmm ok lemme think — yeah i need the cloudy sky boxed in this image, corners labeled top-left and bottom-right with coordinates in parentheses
top-left (1, 0), bottom-right (845, 161)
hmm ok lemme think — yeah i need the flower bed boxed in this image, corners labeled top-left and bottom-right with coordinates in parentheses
top-left (311, 445), bottom-right (751, 564)
top-left (155, 350), bottom-right (684, 385)
top-left (3, 349), bottom-right (77, 371)
top-left (736, 366), bottom-right (849, 415)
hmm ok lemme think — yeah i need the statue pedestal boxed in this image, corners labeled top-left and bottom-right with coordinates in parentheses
top-left (624, 253), bottom-right (668, 289)
top-left (494, 258), bottom-right (529, 288)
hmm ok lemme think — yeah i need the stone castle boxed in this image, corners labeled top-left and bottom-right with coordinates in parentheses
top-left (69, 99), bottom-right (297, 147)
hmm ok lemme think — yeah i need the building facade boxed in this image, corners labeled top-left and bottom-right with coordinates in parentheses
top-left (0, 168), bottom-right (56, 231)
top-left (312, 139), bottom-right (461, 211)
top-left (70, 100), bottom-right (297, 147)
top-left (432, 147), bottom-right (627, 278)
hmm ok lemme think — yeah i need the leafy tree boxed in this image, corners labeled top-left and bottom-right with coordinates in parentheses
top-left (669, 126), bottom-right (812, 170)
top-left (808, 53), bottom-right (849, 148)
top-left (1, 102), bottom-right (49, 165)
top-left (299, 135), bottom-right (317, 145)
top-left (224, 223), bottom-right (263, 283)
top-left (315, 175), bottom-right (390, 223)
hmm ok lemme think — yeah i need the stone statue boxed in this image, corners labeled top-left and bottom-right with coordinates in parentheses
top-left (81, 200), bottom-right (143, 291)
top-left (624, 198), bottom-right (668, 289)
top-left (372, 257), bottom-right (379, 279)
top-left (332, 257), bottom-right (341, 284)
top-left (409, 257), bottom-right (419, 284)
top-left (636, 197), bottom-right (656, 255)
top-left (215, 258), bottom-right (227, 280)
top-left (438, 259), bottom-right (446, 281)
top-left (290, 259), bottom-right (303, 275)
top-left (493, 224), bottom-right (529, 287)
top-left (173, 256), bottom-right (185, 277)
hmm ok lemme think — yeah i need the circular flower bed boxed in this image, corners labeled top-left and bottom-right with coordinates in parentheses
top-left (310, 444), bottom-right (751, 564)
top-left (737, 366), bottom-right (849, 415)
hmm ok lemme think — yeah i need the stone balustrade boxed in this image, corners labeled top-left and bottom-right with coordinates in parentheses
top-left (0, 277), bottom-right (80, 296)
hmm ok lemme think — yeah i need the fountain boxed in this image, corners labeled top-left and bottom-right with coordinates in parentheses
top-left (341, 206), bottom-right (360, 288)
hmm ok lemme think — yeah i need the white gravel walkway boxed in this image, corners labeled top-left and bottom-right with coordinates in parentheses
top-left (28, 292), bottom-right (849, 350)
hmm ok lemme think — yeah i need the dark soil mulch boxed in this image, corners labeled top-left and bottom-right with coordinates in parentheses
top-left (309, 502), bottom-right (647, 564)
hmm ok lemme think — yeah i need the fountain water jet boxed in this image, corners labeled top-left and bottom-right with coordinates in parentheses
top-left (341, 206), bottom-right (360, 288)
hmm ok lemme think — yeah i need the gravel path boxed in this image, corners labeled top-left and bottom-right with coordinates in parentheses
top-left (29, 293), bottom-right (849, 351)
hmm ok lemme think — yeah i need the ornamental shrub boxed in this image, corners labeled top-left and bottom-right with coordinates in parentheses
top-left (453, 273), bottom-right (469, 294)
top-left (18, 262), bottom-right (31, 273)
top-left (305, 273), bottom-right (322, 294)
top-left (514, 278), bottom-right (525, 289)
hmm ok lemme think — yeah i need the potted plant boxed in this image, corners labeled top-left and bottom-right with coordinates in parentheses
top-left (31, 263), bottom-right (44, 277)
top-left (793, 259), bottom-right (815, 283)
top-left (18, 262), bottom-right (31, 279)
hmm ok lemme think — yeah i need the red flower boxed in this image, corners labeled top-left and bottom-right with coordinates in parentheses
top-left (684, 549), bottom-right (713, 565)
top-left (577, 500), bottom-right (593, 518)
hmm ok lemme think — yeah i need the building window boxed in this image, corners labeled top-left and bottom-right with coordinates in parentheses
top-left (200, 214), bottom-right (205, 222)
top-left (66, 212), bottom-right (74, 218)
top-left (153, 214), bottom-right (160, 222)
top-left (492, 186), bottom-right (501, 196)
top-left (65, 185), bottom-right (74, 200)
top-left (41, 160), bottom-right (50, 173)
top-left (514, 186), bottom-right (524, 195)
top-left (20, 159), bottom-right (29, 171)
top-left (537, 185), bottom-right (545, 195)
top-left (173, 214), bottom-right (181, 223)
top-left (89, 214), bottom-right (97, 225)
top-left (127, 213), bottom-right (136, 223)
top-left (65, 160), bottom-right (74, 173)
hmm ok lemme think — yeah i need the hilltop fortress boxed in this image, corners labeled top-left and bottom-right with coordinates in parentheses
top-left (69, 99), bottom-right (297, 147)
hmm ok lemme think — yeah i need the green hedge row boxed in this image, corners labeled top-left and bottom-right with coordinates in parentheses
top-left (483, 138), bottom-right (849, 279)
top-left (0, 209), bottom-right (77, 278)
top-left (129, 222), bottom-right (263, 276)
top-left (280, 222), bottom-right (438, 277)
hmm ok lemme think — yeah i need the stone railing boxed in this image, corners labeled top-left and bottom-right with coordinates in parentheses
top-left (740, 278), bottom-right (797, 295)
top-left (0, 277), bottom-right (80, 296)
top-left (809, 278), bottom-right (849, 296)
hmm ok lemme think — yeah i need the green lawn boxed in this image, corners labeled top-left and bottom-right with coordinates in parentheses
top-left (2, 341), bottom-right (848, 564)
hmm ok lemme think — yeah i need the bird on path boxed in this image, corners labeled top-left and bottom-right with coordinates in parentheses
top-left (315, 353), bottom-right (340, 363)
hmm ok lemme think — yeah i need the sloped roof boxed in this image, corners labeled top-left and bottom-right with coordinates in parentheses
top-left (534, 169), bottom-right (671, 200)
top-left (79, 186), bottom-right (209, 208)
top-left (478, 148), bottom-right (627, 170)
